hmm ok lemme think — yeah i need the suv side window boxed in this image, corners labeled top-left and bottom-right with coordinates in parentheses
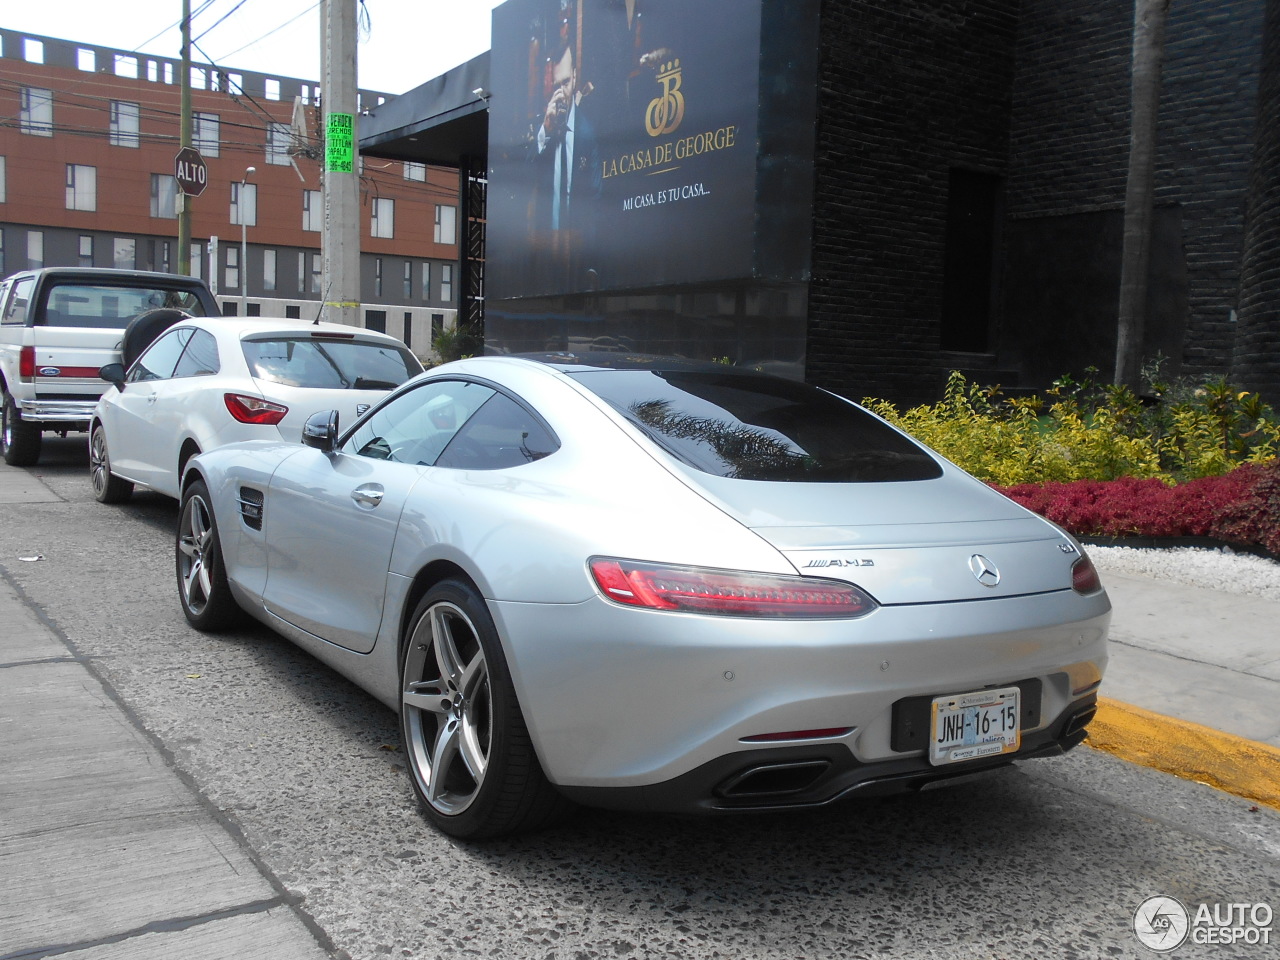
top-left (129, 328), bottom-right (192, 382)
top-left (2, 278), bottom-right (33, 325)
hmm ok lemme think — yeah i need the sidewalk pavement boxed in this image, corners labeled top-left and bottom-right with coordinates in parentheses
top-left (1087, 566), bottom-right (1280, 810)
top-left (0, 574), bottom-right (333, 959)
top-left (2, 465), bottom-right (1279, 958)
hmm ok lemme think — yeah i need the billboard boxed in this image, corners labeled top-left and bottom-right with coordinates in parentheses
top-left (487, 0), bottom-right (764, 300)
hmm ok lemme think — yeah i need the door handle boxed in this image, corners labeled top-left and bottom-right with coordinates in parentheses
top-left (146, 393), bottom-right (158, 404)
top-left (351, 483), bottom-right (384, 507)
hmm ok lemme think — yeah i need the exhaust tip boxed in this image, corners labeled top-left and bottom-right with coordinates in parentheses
top-left (716, 760), bottom-right (831, 799)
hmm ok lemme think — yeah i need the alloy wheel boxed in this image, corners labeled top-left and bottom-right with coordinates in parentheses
top-left (401, 601), bottom-right (493, 816)
top-left (178, 493), bottom-right (216, 616)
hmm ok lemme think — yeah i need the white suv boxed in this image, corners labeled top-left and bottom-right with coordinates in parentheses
top-left (0, 267), bottom-right (220, 466)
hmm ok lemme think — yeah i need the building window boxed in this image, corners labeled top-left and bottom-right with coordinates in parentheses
top-left (109, 101), bottom-right (140, 147)
top-left (403, 312), bottom-right (413, 348)
top-left (403, 161), bottom-right (426, 182)
top-left (0, 156), bottom-right (6, 203)
top-left (20, 87), bottom-right (53, 136)
top-left (226, 246), bottom-right (240, 291)
top-left (28, 231), bottom-right (45, 269)
top-left (263, 249), bottom-right (277, 291)
top-left (113, 238), bottom-right (135, 270)
top-left (79, 235), bottom-right (94, 267)
top-left (434, 204), bottom-right (457, 245)
top-left (230, 182), bottom-right (257, 226)
top-left (266, 122), bottom-right (291, 165)
top-left (371, 198), bottom-right (395, 239)
top-left (147, 240), bottom-right (172, 273)
top-left (310, 253), bottom-right (322, 294)
top-left (194, 113), bottom-right (220, 157)
top-left (403, 262), bottom-right (412, 299)
top-left (0, 230), bottom-right (5, 277)
top-left (374, 257), bottom-right (383, 297)
top-left (150, 174), bottom-right (178, 219)
top-left (192, 242), bottom-right (204, 281)
top-left (24, 38), bottom-right (45, 63)
top-left (940, 169), bottom-right (1002, 353)
top-left (431, 313), bottom-right (444, 342)
top-left (298, 252), bottom-right (306, 293)
top-left (66, 164), bottom-right (97, 211)
top-left (265, 78), bottom-right (280, 101)
top-left (77, 49), bottom-right (96, 72)
top-left (302, 189), bottom-right (321, 231)
top-left (422, 262), bottom-right (430, 300)
top-left (440, 264), bottom-right (453, 302)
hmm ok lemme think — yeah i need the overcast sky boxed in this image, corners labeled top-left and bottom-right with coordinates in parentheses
top-left (4, 0), bottom-right (507, 95)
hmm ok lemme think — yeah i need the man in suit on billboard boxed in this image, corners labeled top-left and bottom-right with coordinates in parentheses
top-left (534, 40), bottom-right (602, 237)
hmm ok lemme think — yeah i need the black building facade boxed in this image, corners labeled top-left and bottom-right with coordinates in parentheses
top-left (360, 0), bottom-right (1280, 406)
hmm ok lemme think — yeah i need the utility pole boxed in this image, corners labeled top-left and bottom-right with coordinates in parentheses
top-left (321, 0), bottom-right (361, 326)
top-left (177, 0), bottom-right (194, 275)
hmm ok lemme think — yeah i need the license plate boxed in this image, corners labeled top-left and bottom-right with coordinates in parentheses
top-left (929, 686), bottom-right (1020, 765)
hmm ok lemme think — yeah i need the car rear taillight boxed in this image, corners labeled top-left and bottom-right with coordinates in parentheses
top-left (224, 393), bottom-right (288, 425)
top-left (1072, 553), bottom-right (1103, 595)
top-left (18, 346), bottom-right (35, 381)
top-left (589, 558), bottom-right (878, 619)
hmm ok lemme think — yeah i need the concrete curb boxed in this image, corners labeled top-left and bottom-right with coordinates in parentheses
top-left (1085, 696), bottom-right (1280, 812)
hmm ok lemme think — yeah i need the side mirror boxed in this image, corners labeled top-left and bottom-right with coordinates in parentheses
top-left (301, 409), bottom-right (339, 453)
top-left (99, 362), bottom-right (127, 390)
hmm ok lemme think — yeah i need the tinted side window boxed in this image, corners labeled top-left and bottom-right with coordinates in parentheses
top-left (344, 380), bottom-right (495, 466)
top-left (129, 328), bottom-right (191, 382)
top-left (171, 329), bottom-right (219, 378)
top-left (436, 393), bottom-right (558, 470)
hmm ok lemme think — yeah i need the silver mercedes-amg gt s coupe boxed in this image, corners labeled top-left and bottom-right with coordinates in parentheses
top-left (176, 353), bottom-right (1110, 838)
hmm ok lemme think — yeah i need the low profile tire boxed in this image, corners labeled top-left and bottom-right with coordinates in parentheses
top-left (2, 390), bottom-right (42, 467)
top-left (122, 308), bottom-right (191, 369)
top-left (176, 479), bottom-right (241, 632)
top-left (89, 424), bottom-right (133, 504)
top-left (400, 580), bottom-right (568, 839)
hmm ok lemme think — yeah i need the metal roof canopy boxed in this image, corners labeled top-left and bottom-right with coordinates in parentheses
top-left (358, 52), bottom-right (490, 166)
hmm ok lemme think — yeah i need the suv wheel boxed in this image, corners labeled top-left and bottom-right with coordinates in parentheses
top-left (1, 390), bottom-right (42, 467)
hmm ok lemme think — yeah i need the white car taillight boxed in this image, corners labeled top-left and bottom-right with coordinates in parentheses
top-left (224, 393), bottom-right (288, 425)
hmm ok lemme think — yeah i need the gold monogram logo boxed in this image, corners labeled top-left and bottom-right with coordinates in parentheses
top-left (645, 59), bottom-right (685, 138)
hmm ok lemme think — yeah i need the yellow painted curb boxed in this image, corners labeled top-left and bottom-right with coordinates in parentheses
top-left (1085, 696), bottom-right (1280, 811)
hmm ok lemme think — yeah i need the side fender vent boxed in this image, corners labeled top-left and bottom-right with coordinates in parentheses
top-left (237, 487), bottom-right (264, 530)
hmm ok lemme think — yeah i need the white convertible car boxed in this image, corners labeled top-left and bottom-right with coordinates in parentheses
top-left (176, 354), bottom-right (1110, 838)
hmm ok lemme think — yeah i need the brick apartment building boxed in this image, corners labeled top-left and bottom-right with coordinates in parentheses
top-left (0, 27), bottom-right (462, 352)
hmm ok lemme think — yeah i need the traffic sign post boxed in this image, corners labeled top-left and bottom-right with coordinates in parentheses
top-left (174, 146), bottom-right (208, 197)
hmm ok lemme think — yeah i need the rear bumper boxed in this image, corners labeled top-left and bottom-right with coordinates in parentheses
top-left (15, 397), bottom-right (98, 425)
top-left (556, 696), bottom-right (1098, 814)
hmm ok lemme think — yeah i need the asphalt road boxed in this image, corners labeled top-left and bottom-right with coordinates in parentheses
top-left (3, 437), bottom-right (1279, 960)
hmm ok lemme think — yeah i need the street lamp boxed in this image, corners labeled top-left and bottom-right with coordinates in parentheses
top-left (240, 166), bottom-right (256, 313)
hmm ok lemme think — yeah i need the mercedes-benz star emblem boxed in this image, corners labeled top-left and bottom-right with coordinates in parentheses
top-left (968, 554), bottom-right (1001, 587)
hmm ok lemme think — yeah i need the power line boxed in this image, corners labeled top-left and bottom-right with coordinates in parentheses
top-left (215, 1), bottom-right (321, 62)
top-left (131, 0), bottom-right (221, 54)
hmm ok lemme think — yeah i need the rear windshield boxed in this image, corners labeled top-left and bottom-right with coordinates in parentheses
top-left (41, 283), bottom-right (209, 328)
top-left (570, 369), bottom-right (943, 482)
top-left (243, 336), bottom-right (422, 390)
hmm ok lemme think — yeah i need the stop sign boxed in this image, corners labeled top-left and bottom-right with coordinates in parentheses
top-left (174, 146), bottom-right (208, 197)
